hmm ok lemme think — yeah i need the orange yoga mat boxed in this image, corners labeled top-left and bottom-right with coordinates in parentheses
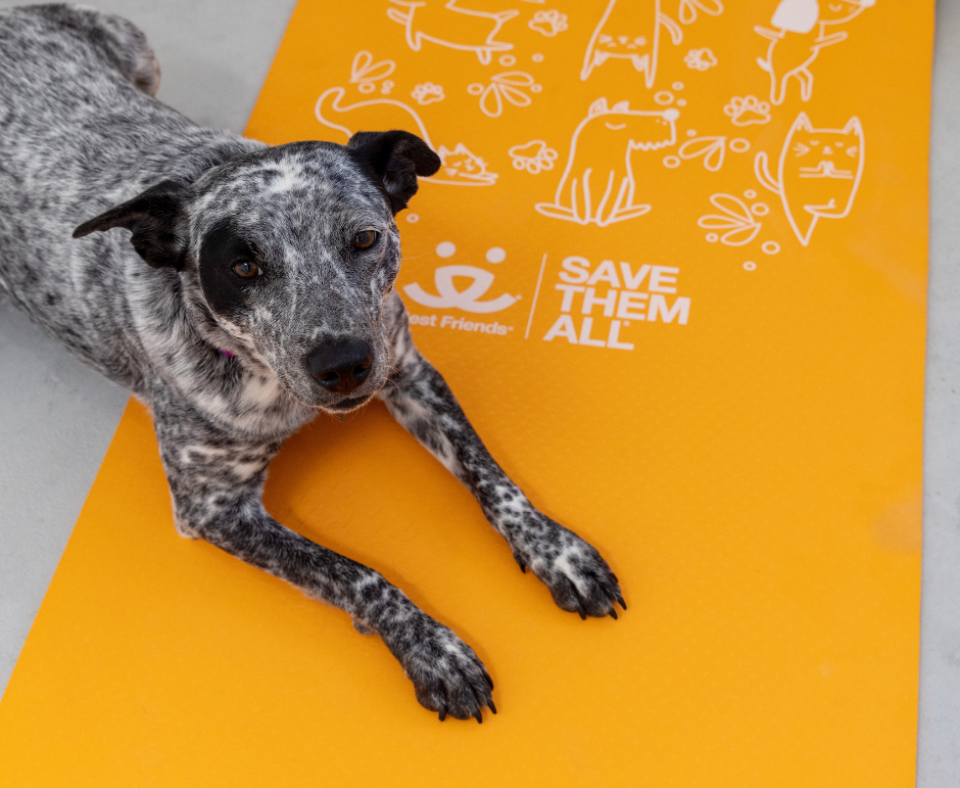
top-left (0, 1), bottom-right (931, 785)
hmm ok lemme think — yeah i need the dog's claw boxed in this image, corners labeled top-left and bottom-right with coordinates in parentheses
top-left (515, 555), bottom-right (527, 573)
top-left (489, 700), bottom-right (497, 715)
top-left (618, 595), bottom-right (627, 611)
top-left (608, 607), bottom-right (618, 620)
top-left (523, 516), bottom-right (624, 620)
top-left (399, 614), bottom-right (494, 723)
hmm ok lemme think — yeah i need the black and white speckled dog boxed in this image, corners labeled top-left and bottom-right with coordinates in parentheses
top-left (0, 4), bottom-right (624, 721)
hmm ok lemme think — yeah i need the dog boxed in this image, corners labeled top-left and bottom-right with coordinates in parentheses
top-left (536, 98), bottom-right (679, 227)
top-left (0, 4), bottom-right (624, 722)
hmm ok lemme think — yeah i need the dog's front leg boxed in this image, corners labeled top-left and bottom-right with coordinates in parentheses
top-left (379, 294), bottom-right (625, 619)
top-left (154, 411), bottom-right (495, 721)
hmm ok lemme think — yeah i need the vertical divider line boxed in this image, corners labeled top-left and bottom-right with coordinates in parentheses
top-left (524, 253), bottom-right (548, 339)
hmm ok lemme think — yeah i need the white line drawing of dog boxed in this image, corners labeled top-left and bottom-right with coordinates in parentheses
top-left (581, 0), bottom-right (683, 88)
top-left (386, 0), bottom-right (519, 65)
top-left (754, 111), bottom-right (865, 246)
top-left (535, 99), bottom-right (679, 227)
top-left (755, 0), bottom-right (876, 105)
top-left (315, 87), bottom-right (497, 186)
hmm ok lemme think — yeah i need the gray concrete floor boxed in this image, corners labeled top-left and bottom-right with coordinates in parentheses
top-left (0, 0), bottom-right (957, 782)
top-left (0, 0), bottom-right (299, 690)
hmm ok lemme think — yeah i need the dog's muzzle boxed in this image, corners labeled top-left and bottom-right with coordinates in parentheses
top-left (306, 338), bottom-right (373, 396)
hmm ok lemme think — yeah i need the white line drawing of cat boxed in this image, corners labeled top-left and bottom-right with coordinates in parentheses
top-left (754, 112), bottom-right (865, 246)
top-left (581, 0), bottom-right (683, 88)
top-left (535, 99), bottom-right (679, 227)
top-left (755, 0), bottom-right (876, 105)
top-left (386, 0), bottom-right (519, 65)
top-left (314, 88), bottom-right (497, 186)
top-left (435, 143), bottom-right (499, 185)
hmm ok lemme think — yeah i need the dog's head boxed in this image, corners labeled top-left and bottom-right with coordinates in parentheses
top-left (73, 131), bottom-right (439, 413)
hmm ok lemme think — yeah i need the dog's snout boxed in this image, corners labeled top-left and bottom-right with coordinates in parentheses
top-left (307, 339), bottom-right (373, 395)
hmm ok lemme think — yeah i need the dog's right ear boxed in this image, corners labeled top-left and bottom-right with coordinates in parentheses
top-left (346, 130), bottom-right (441, 214)
top-left (72, 180), bottom-right (192, 270)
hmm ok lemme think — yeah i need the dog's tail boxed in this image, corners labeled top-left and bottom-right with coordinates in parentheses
top-left (28, 5), bottom-right (161, 97)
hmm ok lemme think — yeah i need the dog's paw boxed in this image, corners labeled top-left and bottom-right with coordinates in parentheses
top-left (388, 615), bottom-right (495, 722)
top-left (516, 516), bottom-right (625, 620)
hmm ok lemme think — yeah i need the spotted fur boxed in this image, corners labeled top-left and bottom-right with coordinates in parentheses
top-left (0, 4), bottom-right (623, 721)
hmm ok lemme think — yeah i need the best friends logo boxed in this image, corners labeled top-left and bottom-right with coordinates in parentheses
top-left (402, 242), bottom-right (519, 314)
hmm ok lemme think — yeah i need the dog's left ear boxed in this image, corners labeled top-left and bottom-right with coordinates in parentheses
top-left (72, 179), bottom-right (192, 270)
top-left (347, 130), bottom-right (441, 214)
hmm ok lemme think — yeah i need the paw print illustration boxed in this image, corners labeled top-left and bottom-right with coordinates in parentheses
top-left (528, 9), bottom-right (568, 37)
top-left (411, 82), bottom-right (445, 105)
top-left (724, 95), bottom-right (771, 127)
top-left (508, 140), bottom-right (558, 174)
top-left (684, 47), bottom-right (718, 71)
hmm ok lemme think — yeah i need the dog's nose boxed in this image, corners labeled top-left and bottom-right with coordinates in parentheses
top-left (307, 339), bottom-right (373, 395)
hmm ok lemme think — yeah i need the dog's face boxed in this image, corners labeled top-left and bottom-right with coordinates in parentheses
top-left (73, 132), bottom-right (440, 412)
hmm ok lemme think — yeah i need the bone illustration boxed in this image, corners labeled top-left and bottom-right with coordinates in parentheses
top-left (536, 99), bottom-right (679, 227)
top-left (581, 0), bottom-right (683, 88)
top-left (314, 88), bottom-right (497, 186)
top-left (754, 112), bottom-right (865, 246)
top-left (755, 0), bottom-right (876, 105)
top-left (386, 0), bottom-right (520, 65)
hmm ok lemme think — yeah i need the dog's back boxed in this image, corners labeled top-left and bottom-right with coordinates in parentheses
top-left (0, 4), bottom-right (257, 388)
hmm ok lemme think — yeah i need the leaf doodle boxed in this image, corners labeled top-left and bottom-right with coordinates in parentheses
top-left (679, 0), bottom-right (725, 25)
top-left (698, 193), bottom-right (763, 246)
top-left (349, 51), bottom-right (396, 85)
top-left (679, 136), bottom-right (727, 171)
top-left (473, 72), bottom-right (540, 119)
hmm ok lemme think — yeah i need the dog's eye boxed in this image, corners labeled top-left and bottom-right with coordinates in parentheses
top-left (232, 260), bottom-right (261, 279)
top-left (353, 230), bottom-right (378, 250)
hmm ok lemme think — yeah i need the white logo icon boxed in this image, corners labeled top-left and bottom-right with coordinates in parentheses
top-left (403, 265), bottom-right (519, 314)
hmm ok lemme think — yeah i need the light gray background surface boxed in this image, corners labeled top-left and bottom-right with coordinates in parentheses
top-left (0, 1), bottom-right (955, 782)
